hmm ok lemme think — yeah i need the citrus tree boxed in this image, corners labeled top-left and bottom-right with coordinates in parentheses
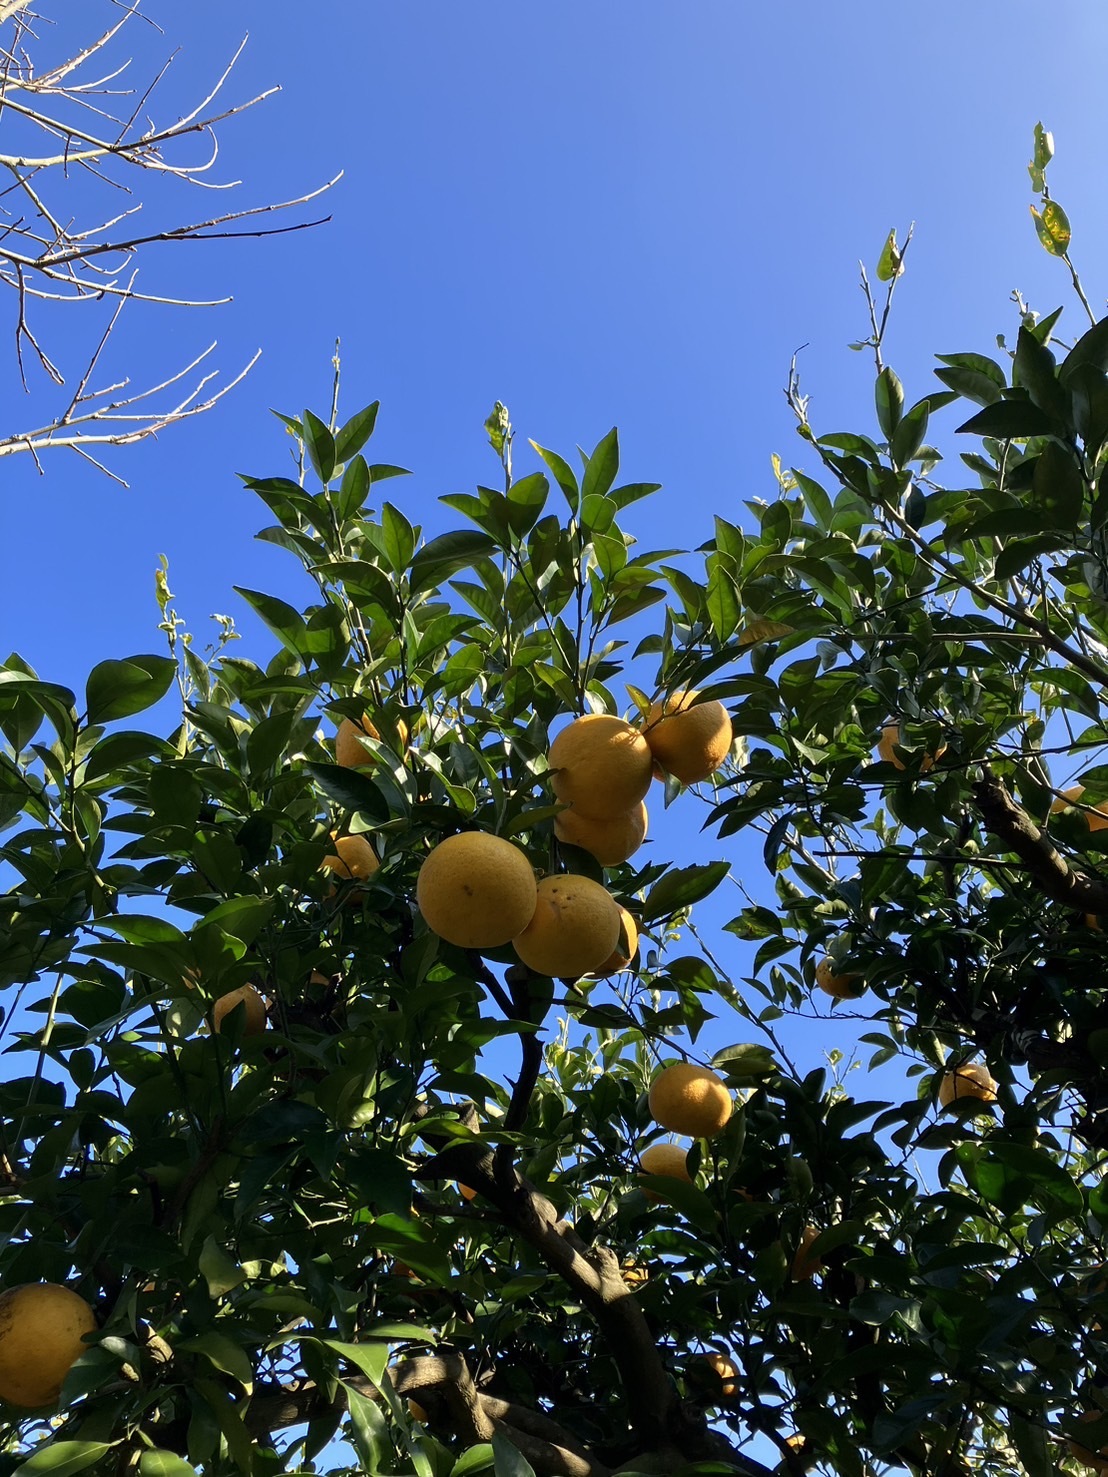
top-left (5, 129), bottom-right (1108, 1477)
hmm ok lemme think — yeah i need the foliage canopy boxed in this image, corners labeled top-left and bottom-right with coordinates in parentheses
top-left (5, 128), bottom-right (1108, 1477)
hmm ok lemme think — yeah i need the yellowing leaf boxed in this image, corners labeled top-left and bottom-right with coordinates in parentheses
top-left (738, 618), bottom-right (794, 649)
top-left (1030, 200), bottom-right (1071, 257)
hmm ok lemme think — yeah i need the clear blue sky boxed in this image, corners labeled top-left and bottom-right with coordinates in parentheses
top-left (2, 1), bottom-right (1107, 1107)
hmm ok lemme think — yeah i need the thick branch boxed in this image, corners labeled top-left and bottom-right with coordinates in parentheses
top-left (417, 1139), bottom-right (764, 1473)
top-left (972, 768), bottom-right (1108, 913)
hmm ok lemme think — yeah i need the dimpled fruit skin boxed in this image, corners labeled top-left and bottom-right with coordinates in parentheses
top-left (648, 1062), bottom-right (732, 1138)
top-left (938, 1061), bottom-right (997, 1108)
top-left (815, 957), bottom-right (864, 999)
top-left (0, 1283), bottom-right (95, 1408)
top-left (417, 833), bottom-right (538, 950)
top-left (335, 715), bottom-right (409, 769)
top-left (644, 691), bottom-right (732, 785)
top-left (596, 906), bottom-right (639, 975)
top-left (554, 800), bottom-right (647, 865)
top-left (322, 833), bottom-right (379, 880)
top-left (512, 873), bottom-right (620, 977)
top-left (548, 715), bottom-right (653, 820)
top-left (639, 1142), bottom-right (692, 1201)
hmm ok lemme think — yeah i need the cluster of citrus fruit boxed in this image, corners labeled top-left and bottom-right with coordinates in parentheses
top-left (550, 693), bottom-right (732, 867)
top-left (411, 692), bottom-right (730, 977)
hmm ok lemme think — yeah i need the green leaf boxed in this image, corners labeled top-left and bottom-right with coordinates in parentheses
top-left (492, 1430), bottom-right (538, 1477)
top-left (641, 861), bottom-right (730, 923)
top-left (1031, 440), bottom-right (1084, 528)
top-left (1060, 315), bottom-right (1108, 383)
top-left (890, 400), bottom-right (929, 469)
top-left (1030, 199), bottom-right (1071, 256)
top-left (506, 472), bottom-right (550, 538)
top-left (180, 1330), bottom-right (253, 1391)
top-left (381, 501), bottom-right (417, 573)
top-left (138, 1454), bottom-right (199, 1477)
top-left (712, 1042), bottom-right (777, 1079)
top-left (955, 399), bottom-right (1055, 439)
top-left (304, 762), bottom-right (390, 821)
top-left (451, 1448), bottom-right (495, 1476)
top-left (530, 441), bottom-right (580, 511)
top-left (875, 367), bottom-right (904, 438)
top-left (85, 656), bottom-right (175, 725)
top-left (410, 530), bottom-right (499, 594)
top-left (1014, 326), bottom-right (1068, 426)
top-left (234, 588), bottom-right (308, 658)
top-left (303, 408), bottom-right (337, 482)
top-left (14, 1447), bottom-right (112, 1477)
top-left (198, 1234), bottom-right (247, 1297)
top-left (876, 228), bottom-right (903, 282)
top-left (1009, 1413), bottom-right (1054, 1477)
top-left (581, 428), bottom-right (619, 503)
top-left (334, 401), bottom-right (380, 463)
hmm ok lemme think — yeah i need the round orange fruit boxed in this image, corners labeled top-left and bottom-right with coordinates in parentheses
top-left (938, 1061), bottom-right (997, 1109)
top-left (814, 957), bottom-right (865, 999)
top-left (547, 714), bottom-right (653, 820)
top-left (554, 800), bottom-right (647, 865)
top-left (417, 833), bottom-right (538, 950)
top-left (512, 873), bottom-right (620, 978)
top-left (638, 1142), bottom-right (692, 1202)
top-left (0, 1284), bottom-right (96, 1408)
top-left (643, 691), bottom-right (732, 785)
top-left (648, 1062), bottom-right (732, 1139)
top-left (322, 833), bottom-right (380, 881)
top-left (595, 907), bottom-right (639, 975)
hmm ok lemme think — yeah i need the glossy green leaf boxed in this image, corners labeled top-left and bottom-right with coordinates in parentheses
top-left (84, 655), bottom-right (175, 725)
top-left (641, 861), bottom-right (730, 922)
top-left (334, 400), bottom-right (380, 463)
top-left (14, 1444), bottom-right (113, 1477)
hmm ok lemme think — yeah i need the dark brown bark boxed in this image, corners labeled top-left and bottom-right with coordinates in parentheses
top-left (972, 768), bottom-right (1108, 913)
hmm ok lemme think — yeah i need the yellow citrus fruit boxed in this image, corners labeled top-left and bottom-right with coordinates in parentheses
top-left (639, 1142), bottom-right (692, 1202)
top-left (547, 714), bottom-right (653, 820)
top-left (1069, 1412), bottom-right (1108, 1474)
top-left (620, 1259), bottom-right (648, 1288)
top-left (335, 714), bottom-right (409, 768)
top-left (815, 957), bottom-right (865, 999)
top-left (417, 832), bottom-right (537, 950)
top-left (791, 1226), bottom-right (823, 1281)
top-left (595, 907), bottom-right (639, 975)
top-left (648, 1062), bottom-right (732, 1139)
top-left (876, 723), bottom-right (946, 773)
top-left (512, 873), bottom-right (621, 977)
top-left (408, 1397), bottom-right (429, 1424)
top-left (643, 691), bottom-right (732, 785)
top-left (554, 800), bottom-right (647, 865)
top-left (322, 833), bottom-right (380, 881)
top-left (211, 984), bottom-right (267, 1037)
top-left (938, 1061), bottom-right (997, 1109)
top-left (698, 1351), bottom-right (738, 1400)
top-left (0, 1284), bottom-right (96, 1407)
top-left (1051, 785), bottom-right (1108, 832)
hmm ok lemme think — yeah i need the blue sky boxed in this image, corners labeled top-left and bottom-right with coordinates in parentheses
top-left (6, 2), bottom-right (1108, 679)
top-left (4, 0), bottom-right (1108, 1075)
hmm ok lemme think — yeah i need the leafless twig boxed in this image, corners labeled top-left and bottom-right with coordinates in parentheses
top-left (0, 2), bottom-right (339, 477)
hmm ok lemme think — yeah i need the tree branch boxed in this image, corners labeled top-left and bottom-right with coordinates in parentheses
top-left (972, 767), bottom-right (1108, 913)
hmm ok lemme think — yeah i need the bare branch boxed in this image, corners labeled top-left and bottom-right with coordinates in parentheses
top-left (0, 2), bottom-right (338, 476)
